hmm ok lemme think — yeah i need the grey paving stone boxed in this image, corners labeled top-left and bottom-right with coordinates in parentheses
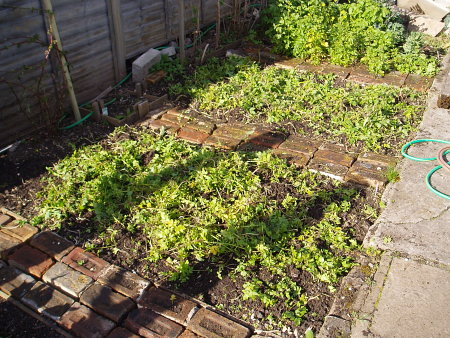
top-left (22, 281), bottom-right (74, 321)
top-left (43, 262), bottom-right (93, 298)
top-left (0, 265), bottom-right (35, 298)
top-left (368, 258), bottom-right (450, 338)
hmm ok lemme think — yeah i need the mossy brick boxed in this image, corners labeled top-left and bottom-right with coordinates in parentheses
top-left (0, 222), bottom-right (38, 242)
top-left (58, 302), bottom-right (116, 338)
top-left (237, 142), bottom-right (270, 152)
top-left (313, 149), bottom-right (355, 168)
top-left (177, 127), bottom-right (210, 144)
top-left (319, 64), bottom-right (350, 79)
top-left (358, 153), bottom-right (397, 169)
top-left (347, 66), bottom-right (380, 85)
top-left (8, 244), bottom-right (53, 278)
top-left (29, 231), bottom-right (75, 261)
top-left (185, 117), bottom-right (216, 135)
top-left (144, 119), bottom-right (181, 134)
top-left (297, 63), bottom-right (325, 73)
top-left (161, 109), bottom-right (191, 126)
top-left (125, 308), bottom-right (183, 338)
top-left (248, 130), bottom-right (286, 149)
top-left (278, 135), bottom-right (321, 157)
top-left (0, 214), bottom-right (12, 226)
top-left (187, 308), bottom-right (252, 338)
top-left (274, 58), bottom-right (303, 70)
top-left (43, 262), bottom-right (93, 298)
top-left (404, 74), bottom-right (433, 92)
top-left (107, 327), bottom-right (141, 338)
top-left (22, 281), bottom-right (74, 321)
top-left (345, 166), bottom-right (387, 188)
top-left (204, 135), bottom-right (242, 150)
top-left (62, 247), bottom-right (109, 280)
top-left (213, 124), bottom-right (255, 141)
top-left (80, 283), bottom-right (135, 323)
top-left (0, 265), bottom-right (35, 299)
top-left (308, 158), bottom-right (349, 180)
top-left (98, 265), bottom-right (150, 300)
top-left (0, 231), bottom-right (20, 259)
top-left (138, 287), bottom-right (198, 324)
top-left (272, 149), bottom-right (310, 168)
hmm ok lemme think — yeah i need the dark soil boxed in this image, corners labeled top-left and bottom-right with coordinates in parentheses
top-left (0, 297), bottom-right (64, 338)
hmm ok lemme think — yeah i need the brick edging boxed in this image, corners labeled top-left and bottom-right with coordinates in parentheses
top-left (0, 207), bottom-right (254, 338)
top-left (141, 108), bottom-right (398, 189)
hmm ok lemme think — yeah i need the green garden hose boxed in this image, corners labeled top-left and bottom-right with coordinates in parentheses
top-left (401, 139), bottom-right (450, 200)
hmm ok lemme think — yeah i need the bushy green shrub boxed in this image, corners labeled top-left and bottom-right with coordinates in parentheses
top-left (263, 0), bottom-right (441, 76)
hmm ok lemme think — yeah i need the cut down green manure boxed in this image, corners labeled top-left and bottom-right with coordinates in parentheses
top-left (35, 128), bottom-right (373, 328)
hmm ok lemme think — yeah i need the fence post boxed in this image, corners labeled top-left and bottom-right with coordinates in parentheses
top-left (107, 0), bottom-right (127, 82)
top-left (179, 0), bottom-right (186, 60)
top-left (41, 0), bottom-right (81, 122)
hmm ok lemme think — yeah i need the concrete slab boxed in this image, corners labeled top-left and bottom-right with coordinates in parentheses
top-left (408, 15), bottom-right (445, 37)
top-left (369, 258), bottom-right (450, 338)
top-left (365, 108), bottom-right (450, 264)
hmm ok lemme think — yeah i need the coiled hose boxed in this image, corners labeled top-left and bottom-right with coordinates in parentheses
top-left (401, 139), bottom-right (450, 200)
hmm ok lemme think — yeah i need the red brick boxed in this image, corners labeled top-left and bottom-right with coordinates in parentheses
top-left (144, 119), bottom-right (181, 134)
top-left (213, 124), bottom-right (255, 140)
top-left (404, 74), bottom-right (433, 92)
top-left (0, 214), bottom-right (12, 225)
top-left (0, 265), bottom-right (35, 299)
top-left (29, 231), bottom-right (75, 261)
top-left (177, 127), bottom-right (210, 144)
top-left (185, 117), bottom-right (216, 135)
top-left (237, 142), bottom-right (271, 152)
top-left (138, 287), bottom-right (198, 324)
top-left (347, 66), bottom-right (380, 85)
top-left (107, 327), bottom-right (141, 338)
top-left (274, 58), bottom-right (303, 70)
top-left (0, 208), bottom-right (25, 221)
top-left (80, 283), bottom-right (135, 323)
top-left (358, 153), bottom-right (397, 169)
top-left (187, 308), bottom-right (252, 338)
top-left (278, 135), bottom-right (321, 157)
top-left (308, 158), bottom-right (349, 180)
top-left (98, 265), bottom-right (150, 300)
top-left (313, 149), bottom-right (355, 168)
top-left (297, 63), bottom-right (325, 73)
top-left (319, 64), bottom-right (350, 79)
top-left (8, 244), bottom-right (53, 278)
top-left (22, 281), bottom-right (74, 321)
top-left (125, 308), bottom-right (184, 338)
top-left (146, 70), bottom-right (166, 85)
top-left (58, 302), bottom-right (116, 337)
top-left (248, 130), bottom-right (286, 149)
top-left (345, 166), bottom-right (387, 188)
top-left (0, 232), bottom-right (20, 259)
top-left (204, 135), bottom-right (241, 150)
top-left (161, 109), bottom-right (191, 126)
top-left (0, 222), bottom-right (38, 242)
top-left (178, 330), bottom-right (200, 337)
top-left (62, 247), bottom-right (109, 280)
top-left (272, 149), bottom-right (310, 168)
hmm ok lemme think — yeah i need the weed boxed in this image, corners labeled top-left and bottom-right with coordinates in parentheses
top-left (35, 127), bottom-right (365, 326)
top-left (385, 165), bottom-right (400, 183)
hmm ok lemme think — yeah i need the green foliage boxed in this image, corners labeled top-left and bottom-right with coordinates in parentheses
top-left (148, 55), bottom-right (185, 82)
top-left (192, 63), bottom-right (424, 152)
top-left (263, 0), bottom-right (442, 76)
top-left (36, 128), bottom-right (364, 326)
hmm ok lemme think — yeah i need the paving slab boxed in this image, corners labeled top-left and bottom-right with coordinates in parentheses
top-left (43, 261), bottom-right (93, 298)
top-left (365, 108), bottom-right (450, 264)
top-left (357, 257), bottom-right (450, 338)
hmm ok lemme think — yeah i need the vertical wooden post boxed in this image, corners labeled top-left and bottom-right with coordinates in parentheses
top-left (216, 0), bottom-right (221, 49)
top-left (107, 0), bottom-right (126, 82)
top-left (41, 0), bottom-right (81, 122)
top-left (179, 0), bottom-right (186, 60)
